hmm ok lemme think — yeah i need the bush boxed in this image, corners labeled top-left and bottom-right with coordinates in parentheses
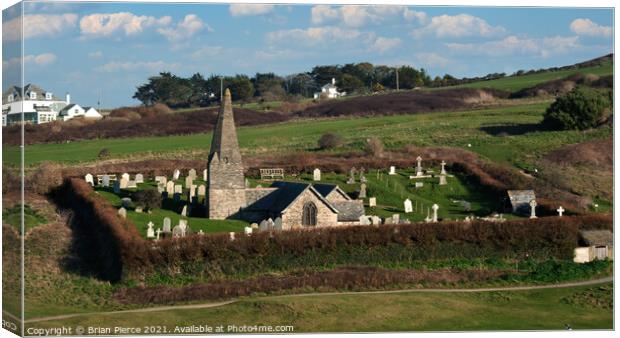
top-left (98, 148), bottom-right (111, 159)
top-left (132, 189), bottom-right (162, 210)
top-left (317, 133), bottom-right (344, 149)
top-left (542, 86), bottom-right (612, 130)
top-left (364, 137), bottom-right (384, 157)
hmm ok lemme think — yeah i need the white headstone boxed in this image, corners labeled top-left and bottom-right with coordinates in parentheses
top-left (181, 205), bottom-right (188, 216)
top-left (198, 229), bottom-right (205, 235)
top-left (440, 160), bottom-right (447, 175)
top-left (274, 217), bottom-right (283, 230)
top-left (174, 184), bottom-right (182, 194)
top-left (157, 182), bottom-right (165, 193)
top-left (416, 156), bottom-right (423, 175)
top-left (85, 174), bottom-right (94, 186)
top-left (259, 220), bottom-right (269, 231)
top-left (155, 176), bottom-right (167, 185)
top-left (120, 178), bottom-right (129, 189)
top-left (135, 206), bottom-right (143, 213)
top-left (146, 222), bottom-right (155, 238)
top-left (313, 168), bottom-right (321, 181)
top-left (121, 173), bottom-right (130, 181)
top-left (415, 182), bottom-right (424, 188)
top-left (393, 214), bottom-right (400, 224)
top-left (197, 185), bottom-right (206, 196)
top-left (439, 174), bottom-right (447, 185)
top-left (359, 183), bottom-right (367, 198)
top-left (359, 216), bottom-right (371, 225)
top-left (203, 169), bottom-right (208, 181)
top-left (529, 199), bottom-right (537, 219)
top-left (127, 180), bottom-right (137, 188)
top-left (117, 207), bottom-right (126, 219)
top-left (173, 169), bottom-right (180, 180)
top-left (188, 169), bottom-right (197, 179)
top-left (102, 175), bottom-right (110, 187)
top-left (135, 173), bottom-right (144, 183)
top-left (371, 216), bottom-right (381, 225)
top-left (163, 217), bottom-right (172, 233)
top-left (557, 206), bottom-right (565, 217)
top-left (229, 232), bottom-right (236, 241)
top-left (404, 199), bottom-right (413, 213)
top-left (244, 227), bottom-right (253, 235)
top-left (185, 176), bottom-right (193, 189)
top-left (389, 166), bottom-right (396, 175)
top-left (432, 204), bottom-right (439, 223)
top-left (166, 181), bottom-right (174, 195)
top-left (156, 228), bottom-right (162, 240)
top-left (369, 197), bottom-right (377, 207)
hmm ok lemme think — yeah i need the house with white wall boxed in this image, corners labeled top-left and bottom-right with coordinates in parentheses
top-left (2, 84), bottom-right (69, 126)
top-left (313, 78), bottom-right (346, 100)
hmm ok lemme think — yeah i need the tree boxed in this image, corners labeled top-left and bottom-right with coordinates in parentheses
top-left (542, 87), bottom-right (612, 130)
top-left (339, 74), bottom-right (365, 94)
top-left (253, 73), bottom-right (286, 101)
top-left (318, 133), bottom-right (344, 149)
top-left (132, 189), bottom-right (162, 211)
top-left (227, 75), bottom-right (254, 102)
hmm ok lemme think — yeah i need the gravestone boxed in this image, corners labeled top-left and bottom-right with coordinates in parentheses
top-left (439, 174), bottom-right (447, 185)
top-left (121, 173), bottom-right (130, 181)
top-left (121, 197), bottom-right (132, 208)
top-left (163, 217), bottom-right (172, 233)
top-left (369, 197), bottom-right (377, 207)
top-left (155, 176), bottom-right (167, 185)
top-left (274, 217), bottom-right (283, 230)
top-left (557, 206), bottom-right (565, 217)
top-left (155, 228), bottom-right (162, 240)
top-left (185, 176), bottom-right (193, 189)
top-left (313, 168), bottom-right (321, 181)
top-left (250, 223), bottom-right (259, 229)
top-left (135, 206), bottom-right (143, 213)
top-left (117, 207), bottom-right (126, 219)
top-left (415, 182), bottom-right (424, 189)
top-left (157, 182), bottom-right (165, 193)
top-left (432, 204), bottom-right (439, 222)
top-left (166, 181), bottom-right (175, 195)
top-left (174, 185), bottom-right (182, 194)
top-left (347, 167), bottom-right (356, 184)
top-left (229, 232), bottom-right (236, 241)
top-left (146, 222), bottom-right (155, 238)
top-left (127, 180), bottom-right (137, 188)
top-left (416, 156), bottom-right (423, 176)
top-left (404, 199), bottom-right (413, 213)
top-left (389, 166), bottom-right (396, 175)
top-left (181, 205), bottom-right (187, 216)
top-left (198, 230), bottom-right (205, 235)
top-left (384, 217), bottom-right (393, 225)
top-left (259, 220), bottom-right (269, 231)
top-left (197, 185), bottom-right (206, 196)
top-left (359, 216), bottom-right (371, 226)
top-left (203, 169), bottom-right (208, 181)
top-left (102, 175), bottom-right (110, 187)
top-left (244, 227), bottom-right (253, 236)
top-left (529, 199), bottom-right (538, 219)
top-left (266, 218), bottom-right (275, 229)
top-left (392, 214), bottom-right (400, 224)
top-left (359, 183), bottom-right (367, 198)
top-left (440, 160), bottom-right (447, 175)
top-left (119, 178), bottom-right (129, 189)
top-left (85, 174), bottom-right (94, 186)
top-left (173, 169), bottom-right (180, 180)
top-left (113, 181), bottom-right (121, 194)
top-left (188, 169), bottom-right (197, 180)
top-left (371, 216), bottom-right (381, 225)
top-left (360, 168), bottom-right (367, 183)
top-left (135, 173), bottom-right (144, 183)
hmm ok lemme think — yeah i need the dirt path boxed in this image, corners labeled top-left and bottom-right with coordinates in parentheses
top-left (22, 276), bottom-right (613, 324)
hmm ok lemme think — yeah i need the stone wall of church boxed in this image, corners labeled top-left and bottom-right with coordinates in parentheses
top-left (282, 189), bottom-right (338, 230)
top-left (208, 188), bottom-right (247, 219)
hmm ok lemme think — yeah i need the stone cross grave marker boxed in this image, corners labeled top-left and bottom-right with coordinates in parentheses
top-left (173, 169), bottom-right (180, 180)
top-left (432, 204), bottom-right (439, 222)
top-left (529, 199), bottom-right (538, 219)
top-left (135, 173), bottom-right (144, 183)
top-left (404, 199), bottom-right (413, 213)
top-left (439, 174), bottom-right (447, 185)
top-left (369, 197), bottom-right (377, 207)
top-left (188, 169), bottom-right (197, 180)
top-left (85, 174), bottom-right (94, 186)
top-left (313, 168), bottom-right (321, 181)
top-left (347, 167), bottom-right (356, 184)
top-left (147, 222), bottom-right (155, 238)
top-left (156, 228), bottom-right (162, 240)
top-left (440, 160), bottom-right (447, 175)
top-left (416, 156), bottom-right (423, 175)
top-left (557, 206), bottom-right (565, 217)
top-left (359, 183), bottom-right (367, 198)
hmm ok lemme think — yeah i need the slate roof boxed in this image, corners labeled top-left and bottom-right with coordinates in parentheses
top-left (59, 103), bottom-right (81, 115)
top-left (580, 230), bottom-right (613, 247)
top-left (332, 200), bottom-right (365, 221)
top-left (245, 181), bottom-right (339, 214)
top-left (2, 84), bottom-right (61, 102)
top-left (313, 183), bottom-right (352, 201)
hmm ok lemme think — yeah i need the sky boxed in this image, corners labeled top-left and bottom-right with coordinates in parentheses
top-left (2, 1), bottom-right (614, 108)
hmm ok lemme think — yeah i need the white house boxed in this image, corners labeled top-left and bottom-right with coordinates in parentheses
top-left (2, 84), bottom-right (68, 126)
top-left (59, 104), bottom-right (102, 121)
top-left (313, 78), bottom-right (346, 100)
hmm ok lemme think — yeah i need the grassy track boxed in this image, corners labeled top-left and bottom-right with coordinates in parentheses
top-left (4, 101), bottom-right (612, 170)
top-left (455, 61), bottom-right (613, 92)
top-left (27, 283), bottom-right (612, 332)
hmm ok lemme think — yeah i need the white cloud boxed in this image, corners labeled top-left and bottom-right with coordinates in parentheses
top-left (190, 46), bottom-right (224, 59)
top-left (570, 18), bottom-right (612, 37)
top-left (414, 52), bottom-right (450, 68)
top-left (372, 37), bottom-right (402, 53)
top-left (3, 53), bottom-right (57, 71)
top-left (3, 13), bottom-right (78, 42)
top-left (229, 4), bottom-right (275, 17)
top-left (80, 12), bottom-right (172, 37)
top-left (88, 51), bottom-right (103, 59)
top-left (411, 14), bottom-right (505, 38)
top-left (95, 60), bottom-right (180, 72)
top-left (157, 14), bottom-right (208, 42)
top-left (445, 35), bottom-right (581, 58)
top-left (311, 5), bottom-right (426, 27)
top-left (267, 26), bottom-right (369, 46)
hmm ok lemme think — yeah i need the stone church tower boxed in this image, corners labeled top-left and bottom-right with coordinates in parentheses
top-left (207, 88), bottom-right (247, 219)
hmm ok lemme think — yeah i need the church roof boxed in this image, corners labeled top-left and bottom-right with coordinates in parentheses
top-left (313, 183), bottom-right (352, 201)
top-left (246, 181), bottom-right (339, 214)
top-left (331, 200), bottom-right (365, 221)
top-left (208, 88), bottom-right (242, 164)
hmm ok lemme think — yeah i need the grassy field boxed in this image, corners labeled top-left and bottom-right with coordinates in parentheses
top-left (455, 61), bottom-right (613, 92)
top-left (4, 101), bottom-right (612, 172)
top-left (3, 204), bottom-right (47, 232)
top-left (27, 283), bottom-right (612, 332)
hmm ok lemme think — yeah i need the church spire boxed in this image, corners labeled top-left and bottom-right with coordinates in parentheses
top-left (209, 88), bottom-right (242, 164)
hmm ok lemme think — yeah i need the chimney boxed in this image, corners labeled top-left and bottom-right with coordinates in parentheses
top-left (65, 92), bottom-right (70, 104)
top-left (332, 78), bottom-right (336, 85)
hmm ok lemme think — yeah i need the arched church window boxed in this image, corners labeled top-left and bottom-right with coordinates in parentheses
top-left (302, 202), bottom-right (317, 226)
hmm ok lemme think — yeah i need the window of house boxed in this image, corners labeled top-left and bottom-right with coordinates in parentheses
top-left (8, 94), bottom-right (13, 102)
top-left (74, 109), bottom-right (79, 115)
top-left (302, 202), bottom-right (318, 226)
top-left (46, 92), bottom-right (52, 100)
top-left (30, 92), bottom-right (36, 100)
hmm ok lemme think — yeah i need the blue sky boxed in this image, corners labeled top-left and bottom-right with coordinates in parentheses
top-left (2, 2), bottom-right (613, 108)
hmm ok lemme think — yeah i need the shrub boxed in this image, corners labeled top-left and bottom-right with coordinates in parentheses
top-left (542, 86), bottom-right (612, 130)
top-left (132, 189), bottom-right (162, 211)
top-left (318, 133), bottom-right (344, 149)
top-left (98, 148), bottom-right (111, 159)
top-left (364, 137), bottom-right (384, 157)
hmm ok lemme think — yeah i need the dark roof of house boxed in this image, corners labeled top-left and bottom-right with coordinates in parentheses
top-left (312, 183), bottom-right (352, 201)
top-left (245, 181), bottom-right (339, 214)
top-left (580, 230), bottom-right (613, 247)
top-left (331, 200), bottom-right (364, 221)
top-left (59, 103), bottom-right (81, 115)
top-left (2, 84), bottom-right (61, 102)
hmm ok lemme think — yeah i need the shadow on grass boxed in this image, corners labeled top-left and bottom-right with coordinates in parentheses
top-left (480, 123), bottom-right (552, 136)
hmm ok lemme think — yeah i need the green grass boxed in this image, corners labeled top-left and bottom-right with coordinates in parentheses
top-left (29, 283), bottom-right (613, 332)
top-left (2, 204), bottom-right (47, 232)
top-left (455, 61), bottom-right (613, 92)
top-left (4, 101), bottom-right (612, 171)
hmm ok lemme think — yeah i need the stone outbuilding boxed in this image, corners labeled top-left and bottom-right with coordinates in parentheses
top-left (574, 230), bottom-right (614, 263)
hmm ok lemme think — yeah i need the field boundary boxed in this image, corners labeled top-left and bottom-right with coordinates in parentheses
top-left (24, 276), bottom-right (612, 324)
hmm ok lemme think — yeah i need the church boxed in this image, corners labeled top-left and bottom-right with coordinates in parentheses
top-left (207, 89), bottom-right (364, 229)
